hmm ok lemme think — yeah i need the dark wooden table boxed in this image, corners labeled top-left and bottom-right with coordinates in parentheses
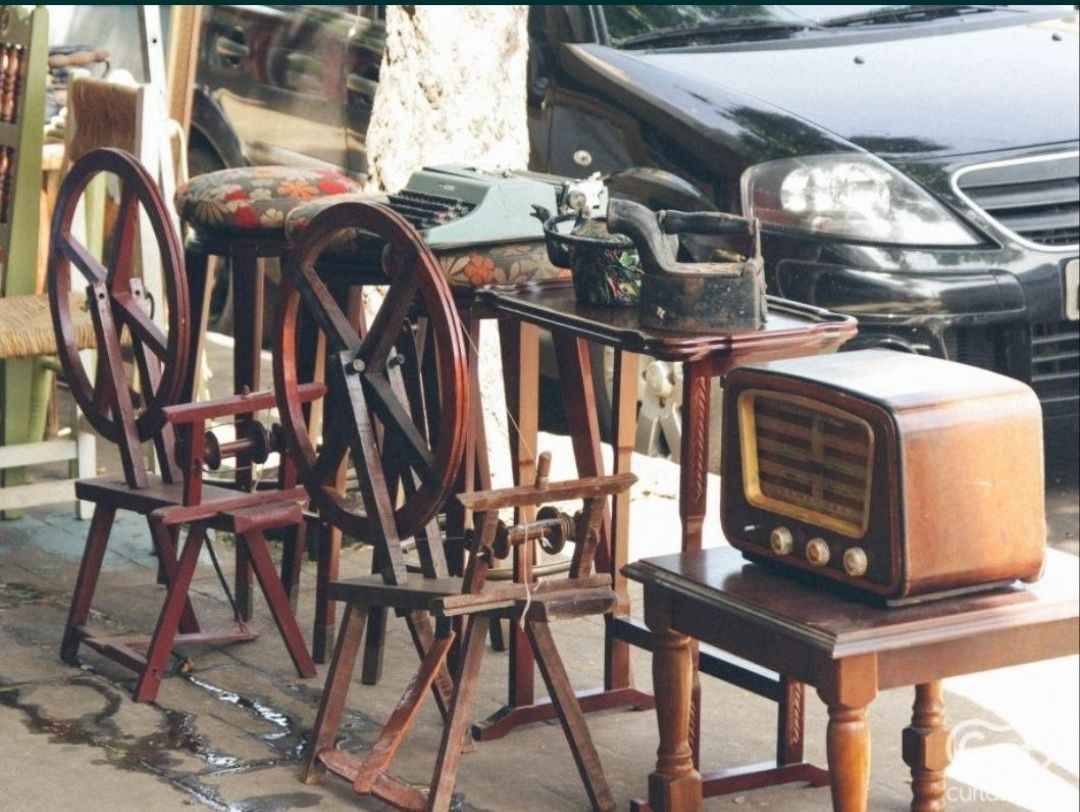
top-left (476, 284), bottom-right (857, 776)
top-left (624, 547), bottom-right (1080, 812)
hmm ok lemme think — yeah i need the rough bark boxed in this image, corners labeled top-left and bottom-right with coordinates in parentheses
top-left (366, 5), bottom-right (529, 194)
top-left (365, 5), bottom-right (530, 487)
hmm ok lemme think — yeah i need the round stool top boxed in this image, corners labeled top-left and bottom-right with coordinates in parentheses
top-left (176, 166), bottom-right (363, 238)
top-left (285, 196), bottom-right (571, 289)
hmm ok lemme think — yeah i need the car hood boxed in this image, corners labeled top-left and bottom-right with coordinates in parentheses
top-left (586, 16), bottom-right (1078, 161)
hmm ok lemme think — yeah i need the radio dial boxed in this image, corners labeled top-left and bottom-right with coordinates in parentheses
top-left (806, 538), bottom-right (831, 567)
top-left (844, 547), bottom-right (869, 577)
top-left (770, 527), bottom-right (794, 556)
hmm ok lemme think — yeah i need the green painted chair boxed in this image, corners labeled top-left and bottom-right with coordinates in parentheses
top-left (0, 5), bottom-right (96, 517)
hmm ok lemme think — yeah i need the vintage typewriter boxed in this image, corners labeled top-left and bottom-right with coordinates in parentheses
top-left (377, 165), bottom-right (605, 250)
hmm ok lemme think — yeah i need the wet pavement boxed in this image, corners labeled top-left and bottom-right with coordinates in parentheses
top-left (0, 348), bottom-right (1077, 811)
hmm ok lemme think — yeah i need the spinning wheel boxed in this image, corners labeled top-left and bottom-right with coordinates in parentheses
top-left (274, 200), bottom-right (468, 581)
top-left (49, 148), bottom-right (189, 456)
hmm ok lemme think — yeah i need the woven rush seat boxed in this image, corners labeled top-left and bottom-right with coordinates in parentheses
top-left (285, 196), bottom-right (571, 289)
top-left (175, 166), bottom-right (363, 238)
top-left (0, 293), bottom-right (95, 360)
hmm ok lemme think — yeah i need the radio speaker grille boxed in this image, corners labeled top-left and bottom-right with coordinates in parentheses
top-left (739, 391), bottom-right (874, 538)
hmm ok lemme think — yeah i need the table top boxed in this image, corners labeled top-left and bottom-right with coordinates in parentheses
top-left (624, 547), bottom-right (1080, 660)
top-left (477, 285), bottom-right (857, 363)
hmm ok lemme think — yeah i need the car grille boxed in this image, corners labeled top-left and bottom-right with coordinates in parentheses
top-left (1030, 320), bottom-right (1080, 407)
top-left (955, 151), bottom-right (1079, 249)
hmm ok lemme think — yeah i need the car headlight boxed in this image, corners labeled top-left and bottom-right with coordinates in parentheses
top-left (741, 154), bottom-right (978, 246)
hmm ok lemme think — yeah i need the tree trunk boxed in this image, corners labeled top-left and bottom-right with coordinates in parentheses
top-left (367, 5), bottom-right (529, 193)
top-left (366, 5), bottom-right (530, 487)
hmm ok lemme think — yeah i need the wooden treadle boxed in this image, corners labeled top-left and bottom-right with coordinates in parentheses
top-left (318, 750), bottom-right (428, 811)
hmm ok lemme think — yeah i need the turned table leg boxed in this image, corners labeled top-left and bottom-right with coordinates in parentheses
top-left (646, 586), bottom-right (702, 812)
top-left (903, 682), bottom-right (950, 812)
top-left (818, 655), bottom-right (877, 812)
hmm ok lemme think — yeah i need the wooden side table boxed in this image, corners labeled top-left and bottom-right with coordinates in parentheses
top-left (477, 284), bottom-right (857, 784)
top-left (624, 547), bottom-right (1080, 812)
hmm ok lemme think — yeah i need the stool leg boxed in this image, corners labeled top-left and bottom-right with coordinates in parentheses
top-left (60, 503), bottom-right (116, 663)
top-left (231, 249), bottom-right (264, 621)
top-left (183, 246), bottom-right (214, 403)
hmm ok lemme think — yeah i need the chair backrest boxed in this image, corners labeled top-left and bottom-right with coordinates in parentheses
top-left (0, 4), bottom-right (47, 297)
top-left (48, 148), bottom-right (189, 488)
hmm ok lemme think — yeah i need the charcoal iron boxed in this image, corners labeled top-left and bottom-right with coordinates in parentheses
top-left (607, 199), bottom-right (766, 331)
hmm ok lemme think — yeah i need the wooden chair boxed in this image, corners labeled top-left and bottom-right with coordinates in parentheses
top-left (50, 147), bottom-right (316, 702)
top-left (0, 4), bottom-right (97, 517)
top-left (302, 452), bottom-right (633, 812)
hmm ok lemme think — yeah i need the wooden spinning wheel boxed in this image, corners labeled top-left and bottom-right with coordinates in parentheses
top-left (49, 147), bottom-right (189, 466)
top-left (274, 200), bottom-right (469, 581)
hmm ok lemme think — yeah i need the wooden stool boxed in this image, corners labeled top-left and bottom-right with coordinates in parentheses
top-left (174, 165), bottom-right (363, 615)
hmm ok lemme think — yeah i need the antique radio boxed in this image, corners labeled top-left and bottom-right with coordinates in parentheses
top-left (720, 349), bottom-right (1046, 604)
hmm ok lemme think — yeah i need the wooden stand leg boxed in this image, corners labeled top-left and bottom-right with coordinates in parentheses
top-left (303, 602), bottom-right (368, 784)
top-left (903, 682), bottom-right (949, 812)
top-left (61, 503), bottom-right (117, 663)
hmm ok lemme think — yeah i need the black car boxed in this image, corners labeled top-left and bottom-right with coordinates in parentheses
top-left (189, 4), bottom-right (1080, 424)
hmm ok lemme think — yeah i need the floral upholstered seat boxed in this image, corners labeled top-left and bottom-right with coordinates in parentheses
top-left (175, 166), bottom-right (363, 238)
top-left (285, 197), bottom-right (571, 290)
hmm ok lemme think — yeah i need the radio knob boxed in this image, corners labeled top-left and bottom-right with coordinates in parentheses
top-left (806, 538), bottom-right (831, 567)
top-left (843, 547), bottom-right (869, 577)
top-left (769, 527), bottom-right (794, 556)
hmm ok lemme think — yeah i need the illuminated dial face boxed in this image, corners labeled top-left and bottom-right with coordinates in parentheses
top-left (738, 390), bottom-right (874, 539)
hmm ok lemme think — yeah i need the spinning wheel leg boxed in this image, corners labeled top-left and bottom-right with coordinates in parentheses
top-left (61, 503), bottom-right (117, 663)
top-left (303, 602), bottom-right (368, 784)
top-left (243, 529), bottom-right (316, 678)
top-left (148, 520), bottom-right (201, 635)
top-left (526, 619), bottom-right (616, 812)
top-left (313, 522), bottom-right (341, 664)
top-left (428, 615), bottom-right (491, 812)
top-left (134, 523), bottom-right (208, 703)
top-left (404, 609), bottom-right (458, 720)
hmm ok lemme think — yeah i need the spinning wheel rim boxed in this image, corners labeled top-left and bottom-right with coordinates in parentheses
top-left (47, 148), bottom-right (189, 444)
top-left (274, 200), bottom-right (468, 542)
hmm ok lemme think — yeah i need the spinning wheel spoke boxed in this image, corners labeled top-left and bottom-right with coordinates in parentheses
top-left (111, 289), bottom-right (168, 358)
top-left (312, 375), bottom-right (361, 488)
top-left (358, 259), bottom-right (421, 370)
top-left (363, 374), bottom-right (435, 481)
top-left (295, 262), bottom-right (364, 355)
top-left (57, 235), bottom-right (109, 285)
top-left (105, 186), bottom-right (139, 287)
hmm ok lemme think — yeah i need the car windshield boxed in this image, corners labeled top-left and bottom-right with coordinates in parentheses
top-left (603, 5), bottom-right (1067, 48)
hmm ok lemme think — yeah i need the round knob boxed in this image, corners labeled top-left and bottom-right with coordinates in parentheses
top-left (806, 538), bottom-right (831, 568)
top-left (843, 547), bottom-right (869, 577)
top-left (770, 527), bottom-right (794, 556)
